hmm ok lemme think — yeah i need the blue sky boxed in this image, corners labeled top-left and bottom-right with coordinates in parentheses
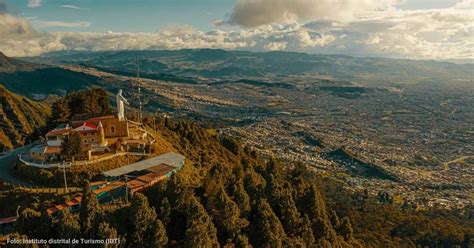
top-left (8, 0), bottom-right (233, 32)
top-left (6, 0), bottom-right (459, 32)
top-left (0, 0), bottom-right (471, 61)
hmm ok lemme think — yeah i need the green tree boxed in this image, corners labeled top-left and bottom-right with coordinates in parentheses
top-left (61, 132), bottom-right (82, 161)
top-left (128, 193), bottom-right (158, 246)
top-left (56, 209), bottom-right (81, 239)
top-left (299, 214), bottom-right (316, 247)
top-left (149, 219), bottom-right (168, 248)
top-left (251, 199), bottom-right (286, 248)
top-left (269, 181), bottom-right (301, 236)
top-left (96, 222), bottom-right (119, 248)
top-left (231, 179), bottom-right (251, 214)
top-left (159, 197), bottom-right (171, 226)
top-left (49, 99), bottom-right (70, 127)
top-left (16, 208), bottom-right (42, 238)
top-left (79, 181), bottom-right (99, 236)
top-left (208, 186), bottom-right (249, 243)
top-left (184, 194), bottom-right (219, 248)
top-left (337, 217), bottom-right (354, 241)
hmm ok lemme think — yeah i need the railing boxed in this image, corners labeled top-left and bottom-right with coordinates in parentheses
top-left (18, 151), bottom-right (149, 167)
top-left (1, 181), bottom-right (80, 194)
top-left (18, 154), bottom-right (72, 168)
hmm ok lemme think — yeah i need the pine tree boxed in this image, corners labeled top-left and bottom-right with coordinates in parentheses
top-left (235, 234), bottom-right (252, 248)
top-left (208, 186), bottom-right (249, 243)
top-left (231, 179), bottom-right (251, 214)
top-left (57, 209), bottom-right (81, 239)
top-left (337, 217), bottom-right (354, 241)
top-left (329, 210), bottom-right (341, 229)
top-left (16, 208), bottom-right (41, 238)
top-left (79, 181), bottom-right (99, 236)
top-left (244, 168), bottom-right (266, 200)
top-left (61, 132), bottom-right (83, 161)
top-left (251, 199), bottom-right (286, 248)
top-left (159, 197), bottom-right (172, 226)
top-left (128, 193), bottom-right (158, 246)
top-left (149, 219), bottom-right (168, 248)
top-left (96, 222), bottom-right (119, 248)
top-left (302, 185), bottom-right (338, 243)
top-left (299, 214), bottom-right (316, 247)
top-left (184, 194), bottom-right (219, 248)
top-left (270, 181), bottom-right (301, 236)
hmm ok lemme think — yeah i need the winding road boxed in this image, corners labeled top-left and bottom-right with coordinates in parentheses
top-left (0, 145), bottom-right (33, 186)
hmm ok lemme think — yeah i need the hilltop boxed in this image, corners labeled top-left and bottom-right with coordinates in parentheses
top-left (0, 85), bottom-right (50, 150)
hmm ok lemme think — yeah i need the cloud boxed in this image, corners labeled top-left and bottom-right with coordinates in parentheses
top-left (264, 41), bottom-right (288, 51)
top-left (60, 5), bottom-right (84, 10)
top-left (27, 0), bottom-right (42, 8)
top-left (0, 1), bottom-right (472, 61)
top-left (226, 0), bottom-right (404, 27)
top-left (32, 20), bottom-right (91, 28)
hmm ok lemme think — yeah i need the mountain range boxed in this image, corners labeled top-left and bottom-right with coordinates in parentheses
top-left (26, 49), bottom-right (474, 85)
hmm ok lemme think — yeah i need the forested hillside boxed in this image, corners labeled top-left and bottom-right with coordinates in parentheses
top-left (7, 101), bottom-right (473, 247)
top-left (0, 85), bottom-right (50, 150)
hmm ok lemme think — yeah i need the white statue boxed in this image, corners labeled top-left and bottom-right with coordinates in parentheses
top-left (116, 89), bottom-right (129, 121)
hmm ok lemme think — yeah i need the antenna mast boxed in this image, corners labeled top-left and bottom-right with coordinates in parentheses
top-left (136, 55), bottom-right (143, 123)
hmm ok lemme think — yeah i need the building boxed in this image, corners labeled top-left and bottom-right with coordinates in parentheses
top-left (28, 89), bottom-right (150, 162)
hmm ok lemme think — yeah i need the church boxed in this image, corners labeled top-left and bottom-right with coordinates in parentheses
top-left (30, 90), bottom-right (149, 162)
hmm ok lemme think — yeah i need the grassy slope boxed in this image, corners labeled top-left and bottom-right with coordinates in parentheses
top-left (0, 84), bottom-right (51, 150)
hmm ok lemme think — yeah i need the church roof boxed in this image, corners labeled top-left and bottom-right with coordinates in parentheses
top-left (73, 122), bottom-right (98, 134)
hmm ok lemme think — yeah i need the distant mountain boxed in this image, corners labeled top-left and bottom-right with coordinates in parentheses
top-left (0, 52), bottom-right (102, 96)
top-left (28, 49), bottom-right (474, 84)
top-left (0, 51), bottom-right (44, 73)
top-left (0, 84), bottom-right (50, 150)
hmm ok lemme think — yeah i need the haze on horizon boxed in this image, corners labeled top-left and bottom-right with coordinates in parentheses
top-left (0, 0), bottom-right (472, 62)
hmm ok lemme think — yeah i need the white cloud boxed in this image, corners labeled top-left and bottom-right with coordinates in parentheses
top-left (264, 41), bottom-right (288, 51)
top-left (32, 20), bottom-right (91, 28)
top-left (226, 0), bottom-right (404, 27)
top-left (27, 0), bottom-right (42, 8)
top-left (0, 1), bottom-right (472, 61)
top-left (60, 5), bottom-right (84, 10)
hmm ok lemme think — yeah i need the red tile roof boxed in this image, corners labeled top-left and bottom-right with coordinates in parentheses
top-left (45, 146), bottom-right (61, 154)
top-left (74, 122), bottom-right (99, 134)
top-left (81, 122), bottom-right (97, 129)
top-left (46, 128), bottom-right (71, 136)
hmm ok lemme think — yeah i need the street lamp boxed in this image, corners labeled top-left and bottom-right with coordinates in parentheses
top-left (62, 161), bottom-right (68, 192)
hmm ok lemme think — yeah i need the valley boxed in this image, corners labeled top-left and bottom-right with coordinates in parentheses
top-left (16, 50), bottom-right (472, 211)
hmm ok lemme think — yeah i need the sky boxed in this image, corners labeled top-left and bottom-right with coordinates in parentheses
top-left (0, 0), bottom-right (472, 61)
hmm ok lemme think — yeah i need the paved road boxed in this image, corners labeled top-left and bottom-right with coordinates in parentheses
top-left (0, 145), bottom-right (81, 193)
top-left (442, 155), bottom-right (474, 171)
top-left (0, 145), bottom-right (33, 186)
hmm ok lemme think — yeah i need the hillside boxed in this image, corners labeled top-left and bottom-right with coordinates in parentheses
top-left (1, 89), bottom-right (472, 247)
top-left (0, 52), bottom-right (103, 97)
top-left (0, 52), bottom-right (43, 73)
top-left (0, 84), bottom-right (50, 150)
top-left (29, 49), bottom-right (474, 84)
top-left (4, 110), bottom-right (472, 247)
